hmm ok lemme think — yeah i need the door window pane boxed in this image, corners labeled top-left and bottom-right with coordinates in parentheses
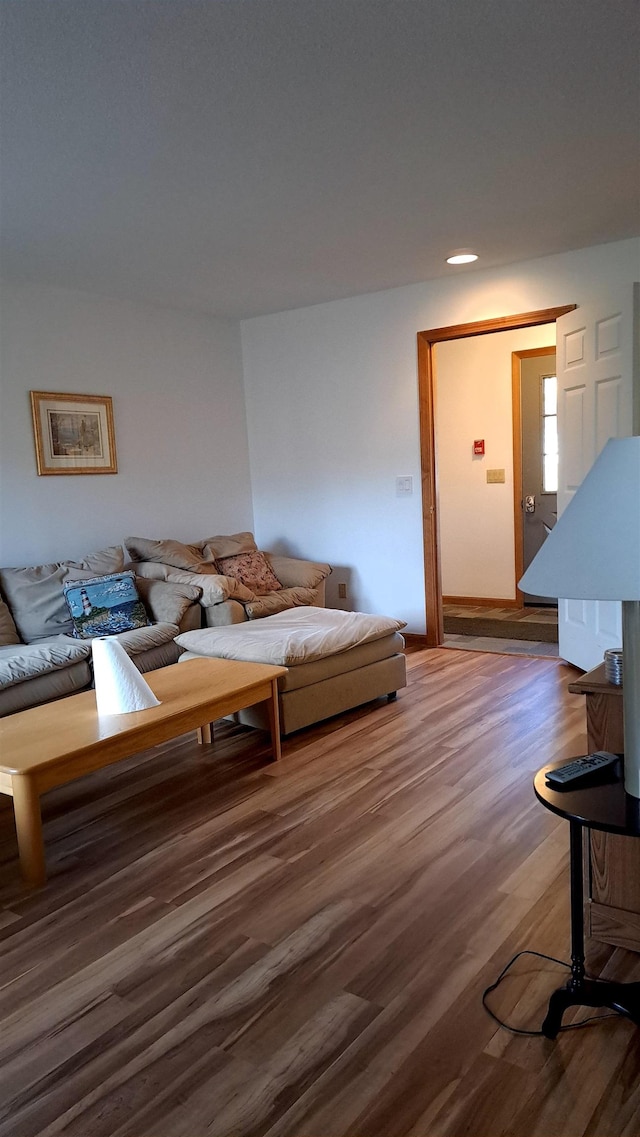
top-left (543, 374), bottom-right (557, 416)
top-left (544, 415), bottom-right (558, 457)
top-left (543, 454), bottom-right (558, 493)
top-left (541, 374), bottom-right (558, 492)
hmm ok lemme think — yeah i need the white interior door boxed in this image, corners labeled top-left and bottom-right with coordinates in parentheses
top-left (556, 285), bottom-right (638, 670)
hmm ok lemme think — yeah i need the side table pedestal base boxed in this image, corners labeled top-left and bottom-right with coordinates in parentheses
top-left (542, 979), bottom-right (640, 1039)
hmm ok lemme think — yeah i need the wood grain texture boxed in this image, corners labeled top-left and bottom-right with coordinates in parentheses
top-left (569, 666), bottom-right (640, 951)
top-left (0, 657), bottom-right (286, 779)
top-left (0, 657), bottom-right (285, 884)
top-left (1, 647), bottom-right (640, 1137)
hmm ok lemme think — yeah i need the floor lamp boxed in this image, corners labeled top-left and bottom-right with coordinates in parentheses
top-left (519, 436), bottom-right (640, 798)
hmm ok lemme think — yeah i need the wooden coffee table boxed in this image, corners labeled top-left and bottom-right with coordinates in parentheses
top-left (0, 656), bottom-right (286, 887)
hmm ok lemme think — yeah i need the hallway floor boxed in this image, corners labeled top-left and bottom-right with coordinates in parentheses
top-left (443, 604), bottom-right (559, 657)
top-left (443, 632), bottom-right (560, 657)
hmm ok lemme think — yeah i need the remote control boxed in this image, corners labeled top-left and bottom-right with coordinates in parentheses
top-left (545, 751), bottom-right (621, 788)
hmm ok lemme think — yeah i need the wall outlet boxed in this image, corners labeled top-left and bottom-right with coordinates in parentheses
top-left (486, 468), bottom-right (506, 484)
top-left (338, 582), bottom-right (347, 599)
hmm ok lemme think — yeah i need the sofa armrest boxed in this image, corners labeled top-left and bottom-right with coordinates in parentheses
top-left (134, 577), bottom-right (202, 628)
top-left (265, 554), bottom-right (332, 590)
top-left (202, 599), bottom-right (248, 626)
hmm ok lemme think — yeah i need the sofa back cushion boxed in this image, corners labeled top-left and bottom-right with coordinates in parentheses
top-left (0, 546), bottom-right (125, 643)
top-left (66, 545), bottom-right (126, 577)
top-left (134, 577), bottom-right (202, 626)
top-left (125, 536), bottom-right (217, 574)
top-left (201, 532), bottom-right (257, 560)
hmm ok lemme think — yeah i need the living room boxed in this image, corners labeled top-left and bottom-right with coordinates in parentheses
top-left (1, 2), bottom-right (640, 1135)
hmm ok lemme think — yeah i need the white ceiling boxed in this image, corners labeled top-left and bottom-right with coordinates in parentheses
top-left (1, 0), bottom-right (638, 320)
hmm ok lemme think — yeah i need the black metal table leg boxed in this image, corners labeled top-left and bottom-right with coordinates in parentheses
top-left (542, 819), bottom-right (640, 1039)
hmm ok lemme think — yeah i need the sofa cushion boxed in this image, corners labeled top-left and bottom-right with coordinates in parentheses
top-left (133, 637), bottom-right (182, 674)
top-left (201, 532), bottom-right (257, 560)
top-left (176, 607), bottom-right (407, 666)
top-left (0, 546), bottom-right (126, 644)
top-left (113, 621), bottom-right (180, 656)
top-left (124, 536), bottom-right (217, 574)
top-left (161, 570), bottom-right (256, 605)
top-left (63, 571), bottom-right (150, 639)
top-left (244, 586), bottom-right (318, 619)
top-left (0, 637), bottom-right (92, 691)
top-left (216, 551), bottom-right (282, 596)
top-left (63, 545), bottom-right (126, 576)
top-left (134, 577), bottom-right (202, 626)
top-left (0, 598), bottom-right (20, 647)
top-left (0, 659), bottom-right (93, 716)
top-left (265, 554), bottom-right (332, 590)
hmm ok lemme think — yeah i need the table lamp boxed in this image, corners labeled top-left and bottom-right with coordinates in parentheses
top-left (519, 436), bottom-right (640, 797)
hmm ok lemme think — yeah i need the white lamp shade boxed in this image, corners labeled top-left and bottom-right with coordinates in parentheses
top-left (518, 436), bottom-right (640, 601)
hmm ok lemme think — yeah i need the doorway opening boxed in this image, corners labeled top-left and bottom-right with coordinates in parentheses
top-left (417, 305), bottom-right (576, 649)
top-left (512, 345), bottom-right (558, 607)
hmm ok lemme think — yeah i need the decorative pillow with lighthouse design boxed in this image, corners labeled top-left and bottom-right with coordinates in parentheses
top-left (63, 571), bottom-right (150, 639)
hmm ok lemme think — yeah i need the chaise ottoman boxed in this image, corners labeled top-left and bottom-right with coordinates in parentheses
top-left (175, 607), bottom-right (407, 735)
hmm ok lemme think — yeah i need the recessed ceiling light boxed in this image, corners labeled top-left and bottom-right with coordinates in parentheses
top-left (446, 251), bottom-right (478, 265)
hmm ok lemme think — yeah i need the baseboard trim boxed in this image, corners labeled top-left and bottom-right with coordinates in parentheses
top-left (442, 595), bottom-right (519, 608)
top-left (403, 633), bottom-right (430, 649)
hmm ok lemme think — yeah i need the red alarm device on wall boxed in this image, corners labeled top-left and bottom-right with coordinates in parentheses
top-left (473, 439), bottom-right (485, 455)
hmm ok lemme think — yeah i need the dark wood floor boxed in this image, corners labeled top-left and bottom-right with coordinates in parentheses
top-left (1, 648), bottom-right (640, 1137)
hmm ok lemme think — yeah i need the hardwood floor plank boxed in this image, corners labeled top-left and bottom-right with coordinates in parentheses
top-left (1, 648), bottom-right (639, 1136)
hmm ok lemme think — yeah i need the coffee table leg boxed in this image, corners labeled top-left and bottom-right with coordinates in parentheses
top-left (197, 723), bottom-right (214, 745)
top-left (268, 678), bottom-right (282, 762)
top-left (11, 775), bottom-right (46, 887)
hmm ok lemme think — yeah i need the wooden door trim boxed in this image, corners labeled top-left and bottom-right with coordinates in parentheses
top-left (417, 305), bottom-right (575, 647)
top-left (512, 345), bottom-right (557, 606)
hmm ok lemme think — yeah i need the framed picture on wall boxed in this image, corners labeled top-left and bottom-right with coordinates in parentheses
top-left (30, 391), bottom-right (118, 476)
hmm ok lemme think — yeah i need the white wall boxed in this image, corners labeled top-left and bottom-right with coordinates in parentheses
top-left (241, 238), bottom-right (640, 633)
top-left (0, 281), bottom-right (253, 565)
top-left (436, 325), bottom-right (555, 601)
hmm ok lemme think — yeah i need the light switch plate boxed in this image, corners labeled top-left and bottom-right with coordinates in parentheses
top-left (486, 468), bottom-right (506, 483)
top-left (396, 476), bottom-right (413, 496)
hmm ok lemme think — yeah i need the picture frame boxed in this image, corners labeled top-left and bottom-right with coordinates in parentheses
top-left (30, 391), bottom-right (118, 476)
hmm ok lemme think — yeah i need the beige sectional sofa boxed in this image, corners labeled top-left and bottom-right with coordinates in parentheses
top-left (0, 533), bottom-right (331, 718)
top-left (0, 545), bottom-right (202, 716)
top-left (125, 531), bottom-right (332, 627)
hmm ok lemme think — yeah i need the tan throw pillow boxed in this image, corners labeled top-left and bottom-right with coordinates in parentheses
top-left (201, 532), bottom-right (257, 560)
top-left (216, 551), bottom-right (282, 596)
top-left (265, 554), bottom-right (332, 590)
top-left (124, 536), bottom-right (216, 573)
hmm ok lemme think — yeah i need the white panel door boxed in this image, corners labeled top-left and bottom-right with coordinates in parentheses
top-left (556, 286), bottom-right (638, 670)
